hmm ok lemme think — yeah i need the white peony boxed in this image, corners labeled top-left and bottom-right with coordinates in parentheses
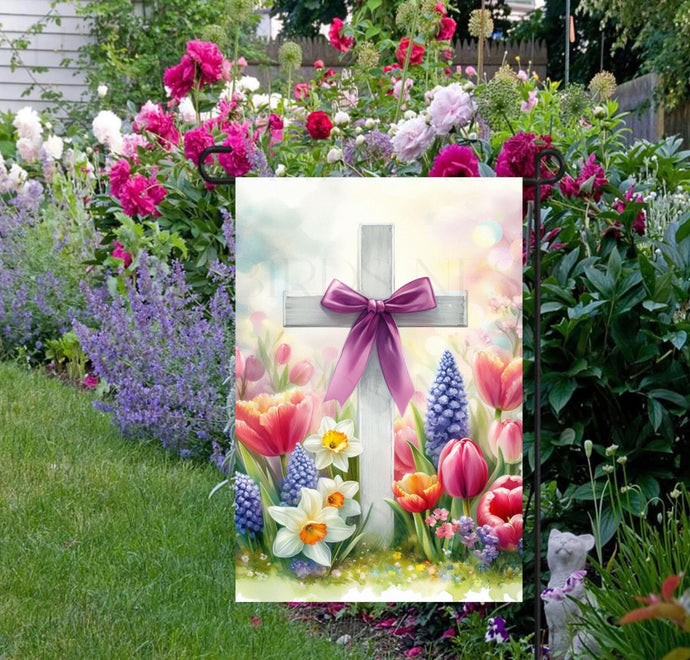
top-left (97, 84), bottom-right (108, 98)
top-left (92, 110), bottom-right (123, 151)
top-left (333, 111), bottom-right (350, 126)
top-left (13, 106), bottom-right (42, 141)
top-left (16, 136), bottom-right (42, 163)
top-left (326, 147), bottom-right (343, 164)
top-left (178, 97), bottom-right (197, 123)
top-left (238, 75), bottom-right (260, 93)
top-left (42, 135), bottom-right (64, 160)
top-left (7, 163), bottom-right (28, 191)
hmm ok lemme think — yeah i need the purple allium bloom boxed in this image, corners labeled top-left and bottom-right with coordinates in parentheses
top-left (424, 350), bottom-right (470, 466)
top-left (343, 130), bottom-right (393, 168)
top-left (485, 616), bottom-right (509, 643)
top-left (280, 444), bottom-right (318, 506)
top-left (235, 472), bottom-right (263, 537)
top-left (289, 557), bottom-right (327, 578)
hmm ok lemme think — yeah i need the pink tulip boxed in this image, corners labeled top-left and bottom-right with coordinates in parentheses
top-left (472, 349), bottom-right (522, 412)
top-left (236, 390), bottom-right (314, 456)
top-left (477, 475), bottom-right (523, 550)
top-left (394, 420), bottom-right (419, 481)
top-left (244, 355), bottom-right (265, 382)
top-left (275, 343), bottom-right (291, 365)
top-left (438, 438), bottom-right (489, 499)
top-left (488, 419), bottom-right (522, 464)
top-left (235, 347), bottom-right (245, 379)
top-left (289, 359), bottom-right (314, 386)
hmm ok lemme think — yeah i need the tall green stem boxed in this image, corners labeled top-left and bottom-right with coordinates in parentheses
top-left (394, 17), bottom-right (418, 123)
top-left (231, 26), bottom-right (240, 97)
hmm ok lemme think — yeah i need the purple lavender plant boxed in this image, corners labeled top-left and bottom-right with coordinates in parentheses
top-left (280, 444), bottom-right (318, 506)
top-left (74, 253), bottom-right (232, 456)
top-left (235, 472), bottom-right (263, 537)
top-left (424, 350), bottom-right (470, 467)
top-left (474, 524), bottom-right (500, 568)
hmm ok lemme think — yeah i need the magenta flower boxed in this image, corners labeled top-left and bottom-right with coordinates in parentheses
top-left (118, 173), bottom-right (167, 218)
top-left (437, 438), bottom-right (489, 499)
top-left (559, 153), bottom-right (608, 201)
top-left (82, 374), bottom-right (100, 388)
top-left (164, 40), bottom-right (225, 100)
top-left (183, 125), bottom-right (215, 165)
top-left (328, 18), bottom-right (354, 53)
top-left (133, 101), bottom-right (180, 149)
top-left (613, 186), bottom-right (646, 236)
top-left (218, 124), bottom-right (253, 177)
top-left (108, 159), bottom-right (131, 198)
top-left (429, 145), bottom-right (480, 177)
top-left (111, 241), bottom-right (133, 268)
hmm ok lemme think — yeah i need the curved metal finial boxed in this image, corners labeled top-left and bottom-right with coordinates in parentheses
top-left (197, 146), bottom-right (237, 185)
top-left (524, 148), bottom-right (566, 187)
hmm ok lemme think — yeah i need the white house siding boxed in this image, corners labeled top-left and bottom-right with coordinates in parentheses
top-left (0, 0), bottom-right (91, 113)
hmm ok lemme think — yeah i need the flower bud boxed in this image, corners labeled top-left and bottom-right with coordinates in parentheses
top-left (244, 355), bottom-right (265, 382)
top-left (364, 118), bottom-right (376, 129)
top-left (97, 84), bottom-right (108, 98)
top-left (289, 359), bottom-right (314, 386)
top-left (275, 163), bottom-right (287, 177)
top-left (605, 444), bottom-right (618, 456)
top-left (355, 134), bottom-right (366, 146)
top-left (584, 440), bottom-right (593, 459)
top-left (333, 110), bottom-right (350, 126)
top-left (275, 343), bottom-right (291, 365)
top-left (326, 147), bottom-right (343, 164)
top-left (235, 347), bottom-right (245, 379)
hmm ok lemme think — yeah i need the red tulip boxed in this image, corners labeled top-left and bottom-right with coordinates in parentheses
top-left (244, 355), bottom-right (265, 382)
top-left (392, 472), bottom-right (442, 513)
top-left (438, 438), bottom-right (488, 499)
top-left (289, 359), bottom-right (314, 386)
top-left (488, 419), bottom-right (522, 464)
top-left (394, 420), bottom-right (419, 481)
top-left (275, 343), bottom-right (291, 365)
top-left (473, 349), bottom-right (522, 411)
top-left (477, 475), bottom-right (523, 550)
top-left (235, 390), bottom-right (314, 456)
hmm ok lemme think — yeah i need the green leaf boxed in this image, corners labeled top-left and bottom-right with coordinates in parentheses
top-left (407, 440), bottom-right (436, 476)
top-left (647, 396), bottom-right (663, 431)
top-left (607, 246), bottom-right (622, 282)
top-left (548, 379), bottom-right (577, 414)
top-left (236, 444), bottom-right (279, 504)
top-left (649, 388), bottom-right (689, 410)
top-left (409, 401), bottom-right (428, 456)
top-left (259, 483), bottom-right (277, 549)
top-left (585, 266), bottom-right (613, 296)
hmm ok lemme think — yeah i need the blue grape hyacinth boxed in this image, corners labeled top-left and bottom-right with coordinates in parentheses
top-left (235, 472), bottom-right (263, 537)
top-left (280, 443), bottom-right (318, 506)
top-left (424, 349), bottom-right (470, 467)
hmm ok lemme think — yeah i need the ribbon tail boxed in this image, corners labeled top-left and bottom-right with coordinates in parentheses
top-left (376, 314), bottom-right (415, 415)
top-left (324, 312), bottom-right (378, 406)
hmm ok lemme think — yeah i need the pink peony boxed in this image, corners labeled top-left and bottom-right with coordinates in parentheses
top-left (520, 89), bottom-right (538, 112)
top-left (133, 101), bottom-right (180, 149)
top-left (328, 18), bottom-right (354, 53)
top-left (314, 59), bottom-right (324, 69)
top-left (391, 115), bottom-right (435, 162)
top-left (111, 241), bottom-right (133, 268)
top-left (428, 145), bottom-right (480, 177)
top-left (218, 123), bottom-right (253, 177)
top-left (559, 153), bottom-right (608, 202)
top-left (428, 83), bottom-right (475, 135)
top-left (183, 125), bottom-right (215, 165)
top-left (294, 82), bottom-right (310, 101)
top-left (164, 54), bottom-right (196, 100)
top-left (187, 40), bottom-right (225, 86)
top-left (108, 159), bottom-right (131, 198)
top-left (121, 133), bottom-right (149, 161)
top-left (118, 173), bottom-right (167, 218)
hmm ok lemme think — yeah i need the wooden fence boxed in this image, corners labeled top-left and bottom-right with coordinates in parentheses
top-left (246, 37), bottom-right (548, 88)
top-left (613, 73), bottom-right (690, 147)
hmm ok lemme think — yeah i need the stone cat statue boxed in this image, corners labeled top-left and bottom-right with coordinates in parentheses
top-left (543, 529), bottom-right (600, 659)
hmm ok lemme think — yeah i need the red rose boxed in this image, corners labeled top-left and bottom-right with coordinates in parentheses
top-left (306, 111), bottom-right (333, 139)
top-left (428, 145), bottom-right (480, 177)
top-left (328, 18), bottom-right (354, 53)
top-left (396, 38), bottom-right (425, 67)
top-left (436, 16), bottom-right (456, 41)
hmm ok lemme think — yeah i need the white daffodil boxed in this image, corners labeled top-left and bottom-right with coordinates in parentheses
top-left (302, 417), bottom-right (363, 471)
top-left (268, 487), bottom-right (355, 566)
top-left (317, 475), bottom-right (361, 519)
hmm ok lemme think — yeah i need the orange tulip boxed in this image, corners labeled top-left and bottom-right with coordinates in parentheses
top-left (392, 472), bottom-right (442, 513)
top-left (236, 389), bottom-right (313, 456)
top-left (473, 349), bottom-right (522, 412)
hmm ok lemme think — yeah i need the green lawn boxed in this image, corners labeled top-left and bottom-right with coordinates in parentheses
top-left (0, 363), bottom-right (360, 659)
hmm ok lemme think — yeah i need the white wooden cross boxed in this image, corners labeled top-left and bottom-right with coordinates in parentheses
top-left (283, 225), bottom-right (467, 545)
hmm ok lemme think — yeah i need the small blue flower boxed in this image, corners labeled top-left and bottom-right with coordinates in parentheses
top-left (424, 350), bottom-right (470, 466)
top-left (280, 444), bottom-right (318, 506)
top-left (235, 472), bottom-right (263, 537)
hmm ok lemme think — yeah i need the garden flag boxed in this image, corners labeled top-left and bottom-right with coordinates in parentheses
top-left (235, 178), bottom-right (524, 602)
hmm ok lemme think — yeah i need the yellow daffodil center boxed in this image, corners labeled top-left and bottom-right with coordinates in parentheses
top-left (327, 491), bottom-right (345, 508)
top-left (299, 521), bottom-right (328, 545)
top-left (322, 429), bottom-right (348, 453)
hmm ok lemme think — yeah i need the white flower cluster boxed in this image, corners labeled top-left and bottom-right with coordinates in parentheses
top-left (0, 152), bottom-right (28, 194)
top-left (92, 110), bottom-right (123, 153)
top-left (13, 106), bottom-right (43, 164)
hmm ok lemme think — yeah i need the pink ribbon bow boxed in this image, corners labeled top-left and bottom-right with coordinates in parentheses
top-left (321, 277), bottom-right (437, 414)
